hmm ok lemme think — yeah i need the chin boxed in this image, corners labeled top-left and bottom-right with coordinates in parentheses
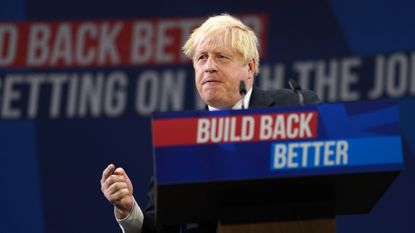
top-left (202, 96), bottom-right (220, 107)
top-left (206, 99), bottom-right (233, 109)
top-left (202, 90), bottom-right (221, 101)
top-left (203, 97), bottom-right (220, 106)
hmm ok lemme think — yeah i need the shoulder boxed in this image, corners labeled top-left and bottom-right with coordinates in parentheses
top-left (249, 87), bottom-right (320, 108)
top-left (266, 88), bottom-right (320, 105)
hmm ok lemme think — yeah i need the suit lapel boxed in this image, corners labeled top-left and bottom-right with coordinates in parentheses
top-left (248, 87), bottom-right (275, 108)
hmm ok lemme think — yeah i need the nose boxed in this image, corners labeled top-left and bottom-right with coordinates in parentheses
top-left (204, 57), bottom-right (217, 73)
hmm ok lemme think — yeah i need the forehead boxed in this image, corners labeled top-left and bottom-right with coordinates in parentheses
top-left (195, 36), bottom-right (235, 54)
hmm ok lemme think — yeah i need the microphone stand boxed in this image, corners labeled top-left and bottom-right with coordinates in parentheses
top-left (239, 80), bottom-right (247, 110)
top-left (288, 79), bottom-right (304, 106)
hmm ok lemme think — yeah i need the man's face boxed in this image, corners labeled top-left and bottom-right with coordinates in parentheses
top-left (193, 37), bottom-right (256, 109)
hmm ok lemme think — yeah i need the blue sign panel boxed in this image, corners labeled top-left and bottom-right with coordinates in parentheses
top-left (154, 100), bottom-right (403, 185)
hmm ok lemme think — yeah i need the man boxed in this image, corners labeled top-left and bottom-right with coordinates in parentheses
top-left (101, 14), bottom-right (319, 233)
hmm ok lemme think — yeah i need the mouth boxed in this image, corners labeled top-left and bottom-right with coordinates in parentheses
top-left (202, 78), bottom-right (222, 85)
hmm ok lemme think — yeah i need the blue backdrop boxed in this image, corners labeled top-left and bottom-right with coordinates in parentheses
top-left (1, 0), bottom-right (414, 233)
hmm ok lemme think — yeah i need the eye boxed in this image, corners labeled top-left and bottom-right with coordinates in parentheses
top-left (217, 54), bottom-right (226, 59)
top-left (197, 54), bottom-right (207, 61)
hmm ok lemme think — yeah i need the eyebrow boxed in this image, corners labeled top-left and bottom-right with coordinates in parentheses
top-left (195, 49), bottom-right (231, 56)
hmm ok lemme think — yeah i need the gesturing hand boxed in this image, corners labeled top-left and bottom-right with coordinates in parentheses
top-left (101, 164), bottom-right (134, 219)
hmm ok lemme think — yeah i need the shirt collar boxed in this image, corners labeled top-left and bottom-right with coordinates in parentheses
top-left (207, 87), bottom-right (253, 111)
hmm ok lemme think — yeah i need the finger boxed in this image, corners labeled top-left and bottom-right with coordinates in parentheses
top-left (114, 167), bottom-right (132, 182)
top-left (123, 169), bottom-right (131, 181)
top-left (110, 188), bottom-right (130, 201)
top-left (114, 167), bottom-right (126, 176)
top-left (102, 174), bottom-right (126, 190)
top-left (101, 164), bottom-right (115, 184)
top-left (107, 181), bottom-right (128, 195)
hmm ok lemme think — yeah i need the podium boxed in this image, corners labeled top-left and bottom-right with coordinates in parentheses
top-left (151, 100), bottom-right (404, 233)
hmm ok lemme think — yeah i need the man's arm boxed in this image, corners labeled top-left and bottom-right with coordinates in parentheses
top-left (101, 164), bottom-right (134, 218)
top-left (115, 197), bottom-right (144, 233)
top-left (101, 164), bottom-right (143, 232)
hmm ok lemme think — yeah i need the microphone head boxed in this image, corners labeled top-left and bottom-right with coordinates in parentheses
top-left (239, 80), bottom-right (247, 96)
top-left (288, 78), bottom-right (302, 92)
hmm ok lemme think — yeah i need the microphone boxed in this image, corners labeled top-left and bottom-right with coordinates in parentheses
top-left (239, 80), bottom-right (247, 110)
top-left (288, 79), bottom-right (304, 106)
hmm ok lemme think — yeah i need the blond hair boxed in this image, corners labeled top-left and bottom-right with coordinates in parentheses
top-left (182, 13), bottom-right (260, 75)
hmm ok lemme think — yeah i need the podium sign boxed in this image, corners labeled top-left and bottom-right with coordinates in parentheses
top-left (151, 100), bottom-right (403, 225)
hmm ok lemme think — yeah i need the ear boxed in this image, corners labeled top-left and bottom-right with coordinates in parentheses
top-left (247, 58), bottom-right (256, 80)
